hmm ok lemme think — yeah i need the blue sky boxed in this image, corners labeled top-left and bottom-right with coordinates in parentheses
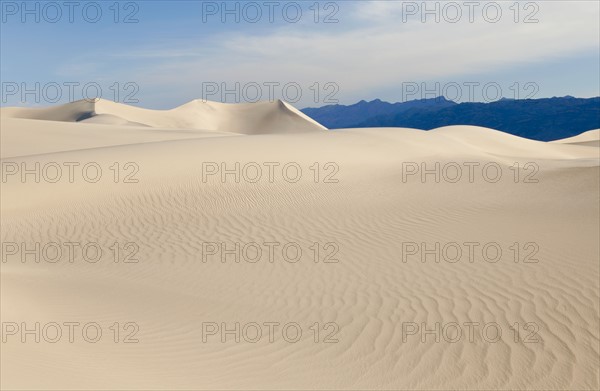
top-left (1, 0), bottom-right (599, 108)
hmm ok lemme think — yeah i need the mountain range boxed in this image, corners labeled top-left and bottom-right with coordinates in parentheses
top-left (302, 96), bottom-right (600, 141)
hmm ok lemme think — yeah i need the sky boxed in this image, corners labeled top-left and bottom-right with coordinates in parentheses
top-left (1, 0), bottom-right (599, 108)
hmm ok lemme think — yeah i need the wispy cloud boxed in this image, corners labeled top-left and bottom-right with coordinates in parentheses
top-left (105, 1), bottom-right (598, 106)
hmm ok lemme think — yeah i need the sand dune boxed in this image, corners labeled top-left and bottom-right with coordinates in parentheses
top-left (0, 117), bottom-right (237, 158)
top-left (1, 103), bottom-right (598, 390)
top-left (553, 129), bottom-right (600, 147)
top-left (1, 98), bottom-right (327, 135)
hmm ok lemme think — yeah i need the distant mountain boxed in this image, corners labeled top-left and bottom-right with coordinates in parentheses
top-left (302, 97), bottom-right (455, 129)
top-left (302, 97), bottom-right (600, 141)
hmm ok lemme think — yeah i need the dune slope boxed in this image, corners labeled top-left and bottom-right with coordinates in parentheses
top-left (1, 112), bottom-right (598, 390)
top-left (552, 129), bottom-right (600, 147)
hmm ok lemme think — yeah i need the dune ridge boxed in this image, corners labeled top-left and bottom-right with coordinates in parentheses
top-left (1, 98), bottom-right (327, 135)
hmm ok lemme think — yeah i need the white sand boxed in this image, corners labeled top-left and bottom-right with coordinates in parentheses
top-left (553, 129), bottom-right (600, 147)
top-left (1, 101), bottom-right (598, 390)
top-left (2, 98), bottom-right (326, 135)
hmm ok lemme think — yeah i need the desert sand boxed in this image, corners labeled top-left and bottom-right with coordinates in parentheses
top-left (1, 100), bottom-right (598, 390)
